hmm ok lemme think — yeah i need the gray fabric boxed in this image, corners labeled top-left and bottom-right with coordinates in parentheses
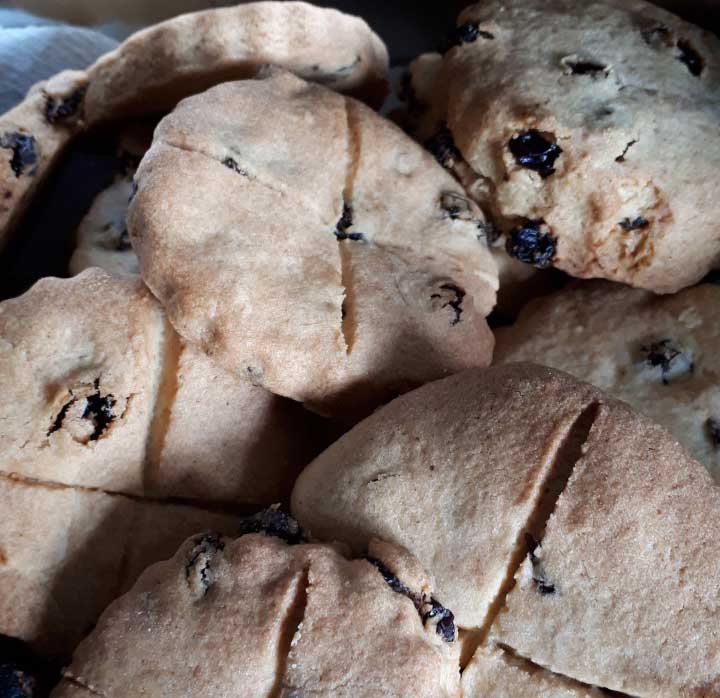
top-left (0, 7), bottom-right (58, 28)
top-left (0, 9), bottom-right (118, 112)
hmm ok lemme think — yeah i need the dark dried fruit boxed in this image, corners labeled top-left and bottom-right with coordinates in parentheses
top-left (47, 397), bottom-right (76, 437)
top-left (707, 418), bottom-right (720, 448)
top-left (443, 22), bottom-right (494, 52)
top-left (238, 508), bottom-right (303, 544)
top-left (365, 558), bottom-right (411, 597)
top-left (333, 203), bottom-right (365, 241)
top-left (45, 88), bottom-right (85, 124)
top-left (186, 533), bottom-right (225, 597)
top-left (47, 380), bottom-right (116, 441)
top-left (508, 130), bottom-right (562, 178)
top-left (0, 133), bottom-right (37, 178)
top-left (422, 599), bottom-right (456, 642)
top-left (337, 203), bottom-right (353, 232)
top-left (641, 339), bottom-right (693, 385)
top-left (82, 385), bottom-right (116, 441)
top-left (424, 126), bottom-right (462, 169)
top-left (222, 157), bottom-right (248, 176)
top-left (506, 222), bottom-right (556, 268)
top-left (619, 216), bottom-right (649, 231)
top-left (677, 40), bottom-right (704, 76)
top-left (615, 140), bottom-right (637, 163)
top-left (366, 558), bottom-right (456, 642)
top-left (431, 283), bottom-right (465, 325)
top-left (564, 59), bottom-right (608, 76)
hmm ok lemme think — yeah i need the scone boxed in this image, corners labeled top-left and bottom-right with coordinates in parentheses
top-left (51, 526), bottom-right (461, 698)
top-left (495, 280), bottom-right (720, 480)
top-left (403, 52), bottom-right (564, 319)
top-left (129, 68), bottom-right (498, 417)
top-left (292, 363), bottom-right (720, 696)
top-left (0, 474), bottom-right (240, 656)
top-left (0, 70), bottom-right (87, 249)
top-left (0, 268), bottom-right (322, 504)
top-left (0, 1), bottom-right (389, 250)
top-left (423, 0), bottom-right (720, 292)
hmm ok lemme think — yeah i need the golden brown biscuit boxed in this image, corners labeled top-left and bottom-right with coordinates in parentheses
top-left (130, 69), bottom-right (498, 417)
top-left (403, 52), bottom-right (562, 318)
top-left (0, 71), bottom-right (87, 250)
top-left (292, 363), bottom-right (720, 695)
top-left (495, 280), bottom-right (720, 479)
top-left (0, 268), bottom-right (321, 505)
top-left (0, 474), bottom-right (239, 656)
top-left (0, 2), bottom-right (389, 250)
top-left (292, 364), bottom-right (600, 631)
top-left (490, 397), bottom-right (720, 696)
top-left (423, 0), bottom-right (720, 292)
top-left (51, 531), bottom-right (460, 698)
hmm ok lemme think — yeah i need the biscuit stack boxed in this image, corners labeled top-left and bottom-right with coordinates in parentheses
top-left (0, 1), bottom-right (718, 696)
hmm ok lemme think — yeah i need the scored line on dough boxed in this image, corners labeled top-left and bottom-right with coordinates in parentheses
top-left (465, 401), bottom-right (602, 661)
top-left (141, 316), bottom-right (183, 495)
top-left (268, 565), bottom-right (310, 698)
top-left (337, 97), bottom-right (364, 355)
top-left (492, 642), bottom-right (637, 697)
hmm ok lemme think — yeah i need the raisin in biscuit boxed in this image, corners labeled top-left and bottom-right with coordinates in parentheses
top-left (0, 2), bottom-right (389, 251)
top-left (0, 268), bottom-right (322, 505)
top-left (51, 530), bottom-right (461, 698)
top-left (490, 394), bottom-right (720, 696)
top-left (292, 363), bottom-right (720, 695)
top-left (404, 52), bottom-right (563, 318)
top-left (129, 69), bottom-right (498, 417)
top-left (495, 280), bottom-right (720, 480)
top-left (0, 474), bottom-right (239, 656)
top-left (293, 364), bottom-right (601, 631)
top-left (427, 0), bottom-right (720, 293)
top-left (0, 70), bottom-right (87, 250)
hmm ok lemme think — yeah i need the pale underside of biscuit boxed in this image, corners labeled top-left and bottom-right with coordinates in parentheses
top-left (0, 1), bottom-right (390, 251)
top-left (0, 268), bottom-right (322, 504)
top-left (419, 0), bottom-right (720, 293)
top-left (291, 362), bottom-right (720, 696)
top-left (129, 69), bottom-right (498, 417)
top-left (69, 176), bottom-right (139, 278)
top-left (51, 533), bottom-right (461, 698)
top-left (495, 280), bottom-right (720, 480)
top-left (69, 122), bottom-right (155, 280)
